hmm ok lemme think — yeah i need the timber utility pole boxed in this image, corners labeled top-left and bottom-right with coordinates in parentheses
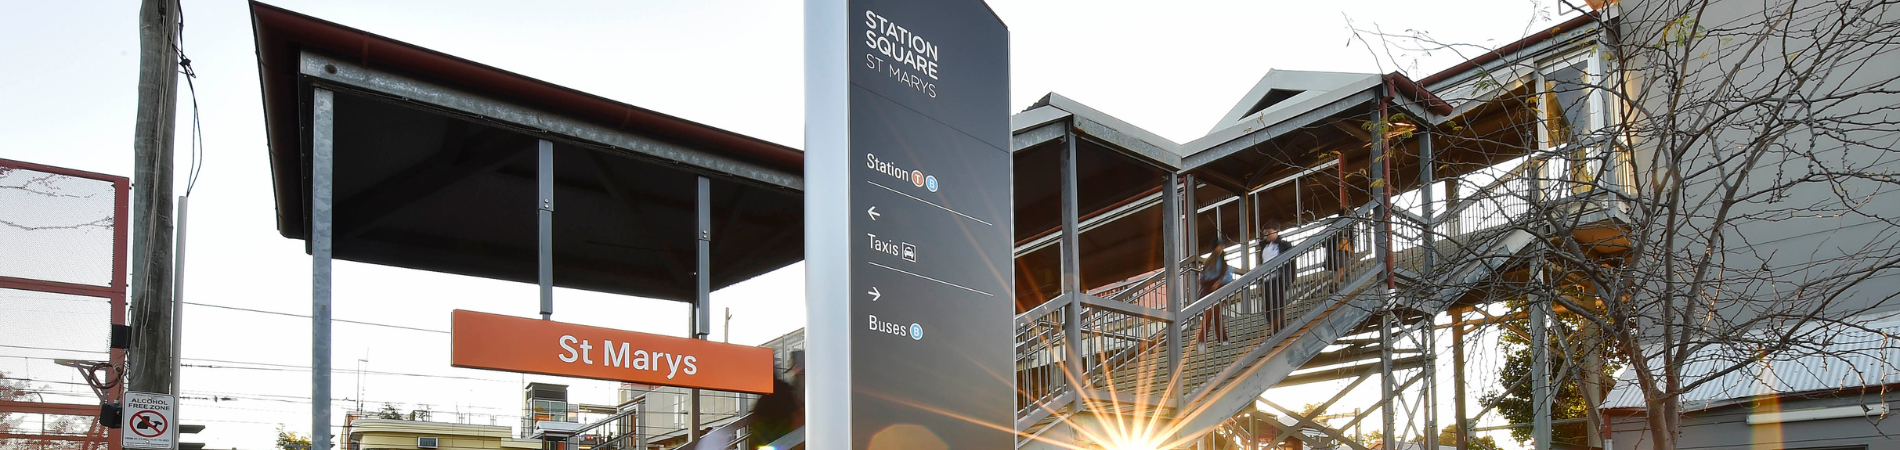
top-left (128, 0), bottom-right (181, 399)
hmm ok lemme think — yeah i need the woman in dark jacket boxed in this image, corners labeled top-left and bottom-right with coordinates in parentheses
top-left (1196, 242), bottom-right (1236, 346)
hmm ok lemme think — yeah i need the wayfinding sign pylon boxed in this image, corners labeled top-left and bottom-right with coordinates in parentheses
top-left (805, 0), bottom-right (1014, 448)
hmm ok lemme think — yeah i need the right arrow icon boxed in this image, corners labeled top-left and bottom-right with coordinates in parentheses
top-left (867, 206), bottom-right (880, 220)
top-left (868, 287), bottom-right (881, 301)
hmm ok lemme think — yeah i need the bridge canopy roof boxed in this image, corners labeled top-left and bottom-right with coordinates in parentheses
top-left (250, 1), bottom-right (803, 302)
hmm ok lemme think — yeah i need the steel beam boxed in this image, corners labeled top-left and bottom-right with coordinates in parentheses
top-left (1183, 90), bottom-right (1379, 170)
top-left (1012, 120), bottom-right (1067, 153)
top-left (1072, 115), bottom-right (1182, 170)
top-left (298, 52), bottom-right (800, 191)
top-left (312, 87), bottom-right (335, 450)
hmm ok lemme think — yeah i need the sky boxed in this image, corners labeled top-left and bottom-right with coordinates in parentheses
top-left (0, 0), bottom-right (1576, 448)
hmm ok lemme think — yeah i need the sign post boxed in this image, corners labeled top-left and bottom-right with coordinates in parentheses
top-left (122, 391), bottom-right (176, 450)
top-left (806, 0), bottom-right (1013, 448)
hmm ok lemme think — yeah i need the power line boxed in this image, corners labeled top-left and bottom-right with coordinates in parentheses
top-left (0, 344), bottom-right (106, 354)
top-left (180, 364), bottom-right (516, 383)
top-left (184, 302), bottom-right (448, 334)
top-left (3, 353), bottom-right (515, 384)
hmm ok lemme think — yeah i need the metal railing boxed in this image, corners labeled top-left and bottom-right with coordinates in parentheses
top-left (1009, 139), bottom-right (1636, 435)
top-left (1173, 210), bottom-right (1377, 398)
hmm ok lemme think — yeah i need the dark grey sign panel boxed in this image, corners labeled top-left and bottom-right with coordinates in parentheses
top-left (808, 0), bottom-right (1013, 448)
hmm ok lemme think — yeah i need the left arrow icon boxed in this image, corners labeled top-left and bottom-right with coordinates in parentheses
top-left (868, 287), bottom-right (881, 301)
top-left (868, 206), bottom-right (881, 220)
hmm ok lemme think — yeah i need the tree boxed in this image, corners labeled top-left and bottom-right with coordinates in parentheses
top-left (0, 373), bottom-right (30, 448)
top-left (1437, 425), bottom-right (1501, 450)
top-left (375, 403), bottom-right (403, 420)
top-left (276, 425), bottom-right (312, 450)
top-left (1354, 1), bottom-right (1900, 450)
top-left (0, 372), bottom-right (108, 450)
top-left (1480, 310), bottom-right (1617, 446)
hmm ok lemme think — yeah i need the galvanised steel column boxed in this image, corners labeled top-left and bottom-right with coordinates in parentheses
top-left (538, 139), bottom-right (554, 320)
top-left (1379, 312), bottom-right (1395, 448)
top-left (1423, 310), bottom-right (1438, 450)
top-left (1162, 172), bottom-right (1183, 403)
top-left (690, 175), bottom-right (712, 441)
top-left (1060, 123), bottom-right (1084, 411)
top-left (1236, 191), bottom-right (1252, 314)
top-left (1374, 95), bottom-right (1396, 449)
top-left (1420, 126), bottom-right (1439, 450)
top-left (1420, 129), bottom-right (1435, 284)
top-left (1532, 280), bottom-right (1551, 450)
top-left (1237, 192), bottom-right (1250, 272)
top-left (1528, 160), bottom-right (1551, 450)
top-left (1184, 174), bottom-right (1198, 303)
top-left (1453, 309), bottom-right (1470, 450)
top-left (311, 87), bottom-right (335, 450)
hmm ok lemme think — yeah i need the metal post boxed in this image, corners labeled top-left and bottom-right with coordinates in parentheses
top-left (1532, 291), bottom-right (1551, 450)
top-left (129, 0), bottom-right (179, 398)
top-left (1237, 193), bottom-right (1250, 272)
top-left (1378, 88), bottom-right (1395, 293)
top-left (1420, 129), bottom-right (1435, 277)
top-left (1236, 192), bottom-right (1252, 315)
top-left (1529, 159), bottom-right (1552, 450)
top-left (696, 175), bottom-right (712, 339)
top-left (1372, 99), bottom-right (1398, 449)
top-left (538, 140), bottom-right (554, 320)
top-left (1060, 124), bottom-right (1084, 408)
top-left (1424, 312), bottom-right (1438, 450)
top-left (1419, 127), bottom-right (1439, 450)
top-left (171, 195), bottom-right (187, 427)
top-left (1452, 309), bottom-right (1470, 450)
top-left (1379, 312), bottom-right (1395, 449)
top-left (312, 87), bottom-right (336, 450)
top-left (1184, 174), bottom-right (1199, 301)
top-left (1162, 172), bottom-right (1183, 401)
top-left (634, 403), bottom-right (645, 450)
top-left (690, 175), bottom-right (712, 442)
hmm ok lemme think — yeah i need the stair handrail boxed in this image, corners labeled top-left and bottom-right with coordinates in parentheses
top-left (1182, 204), bottom-right (1370, 319)
top-left (666, 413), bottom-right (754, 450)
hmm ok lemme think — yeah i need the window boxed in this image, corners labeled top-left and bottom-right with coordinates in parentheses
top-left (1534, 48), bottom-right (1610, 195)
top-left (533, 399), bottom-right (567, 423)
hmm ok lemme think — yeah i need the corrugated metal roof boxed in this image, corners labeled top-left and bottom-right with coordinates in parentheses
top-left (1601, 318), bottom-right (1900, 411)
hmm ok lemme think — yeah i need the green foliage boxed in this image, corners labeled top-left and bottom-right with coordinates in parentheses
top-left (1480, 304), bottom-right (1620, 446)
top-left (376, 403), bottom-right (403, 420)
top-left (1436, 425), bottom-right (1503, 450)
top-left (1658, 15), bottom-right (1707, 47)
top-left (275, 425), bottom-right (312, 450)
top-left (1362, 112), bottom-right (1416, 141)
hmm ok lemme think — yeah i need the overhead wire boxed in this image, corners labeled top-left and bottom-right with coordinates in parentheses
top-left (182, 302), bottom-right (449, 334)
top-left (173, 0), bottom-right (204, 196)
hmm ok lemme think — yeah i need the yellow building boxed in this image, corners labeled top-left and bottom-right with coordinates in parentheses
top-left (344, 418), bottom-right (541, 450)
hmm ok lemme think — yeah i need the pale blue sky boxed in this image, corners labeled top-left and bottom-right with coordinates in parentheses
top-left (0, 1), bottom-right (1566, 447)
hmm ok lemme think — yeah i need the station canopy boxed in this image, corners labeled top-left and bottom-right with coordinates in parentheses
top-left (251, 1), bottom-right (803, 302)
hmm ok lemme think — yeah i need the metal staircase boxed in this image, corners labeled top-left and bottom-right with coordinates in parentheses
top-left (1013, 180), bottom-right (1548, 448)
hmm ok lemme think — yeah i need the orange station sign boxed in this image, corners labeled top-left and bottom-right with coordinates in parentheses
top-left (450, 310), bottom-right (776, 394)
